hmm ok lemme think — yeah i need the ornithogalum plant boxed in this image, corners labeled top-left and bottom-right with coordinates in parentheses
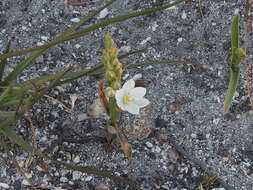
top-left (100, 33), bottom-right (150, 159)
top-left (0, 0), bottom-right (188, 188)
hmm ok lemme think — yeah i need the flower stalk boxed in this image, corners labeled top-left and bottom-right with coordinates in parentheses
top-left (103, 33), bottom-right (123, 125)
top-left (100, 33), bottom-right (150, 159)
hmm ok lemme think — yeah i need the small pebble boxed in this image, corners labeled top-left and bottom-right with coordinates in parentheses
top-left (151, 22), bottom-right (159, 31)
top-left (70, 94), bottom-right (78, 109)
top-left (70, 18), bottom-right (80, 23)
top-left (22, 179), bottom-right (30, 186)
top-left (235, 91), bottom-right (239, 98)
top-left (73, 155), bottom-right (80, 163)
top-left (69, 181), bottom-right (74, 185)
top-left (37, 42), bottom-right (44, 46)
top-left (36, 165), bottom-right (44, 172)
top-left (60, 177), bottom-right (68, 183)
top-left (25, 172), bottom-right (33, 179)
top-left (122, 73), bottom-right (129, 80)
top-left (213, 118), bottom-right (220, 125)
top-left (54, 172), bottom-right (59, 177)
top-left (98, 8), bottom-right (109, 19)
top-left (161, 185), bottom-right (170, 190)
top-left (85, 176), bottom-right (93, 182)
top-left (177, 37), bottom-right (183, 42)
top-left (140, 37), bottom-right (151, 45)
top-left (145, 142), bottom-right (153, 148)
top-left (75, 44), bottom-right (81, 49)
top-left (120, 45), bottom-right (131, 53)
top-left (22, 26), bottom-right (28, 31)
top-left (234, 8), bottom-right (239, 15)
top-left (133, 73), bottom-right (142, 80)
top-left (78, 113), bottom-right (88, 121)
top-left (0, 183), bottom-right (9, 189)
top-left (73, 10), bottom-right (80, 15)
top-left (181, 11), bottom-right (187, 19)
top-left (72, 171), bottom-right (82, 180)
top-left (154, 146), bottom-right (161, 153)
top-left (95, 183), bottom-right (110, 190)
top-left (41, 36), bottom-right (49, 41)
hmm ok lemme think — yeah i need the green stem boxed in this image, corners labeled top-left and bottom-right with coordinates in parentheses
top-left (109, 97), bottom-right (120, 126)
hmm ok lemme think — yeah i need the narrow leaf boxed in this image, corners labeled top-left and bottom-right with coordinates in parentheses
top-left (224, 15), bottom-right (247, 112)
top-left (224, 67), bottom-right (240, 112)
top-left (231, 15), bottom-right (239, 63)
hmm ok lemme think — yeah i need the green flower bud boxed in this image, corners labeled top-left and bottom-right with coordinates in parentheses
top-left (103, 32), bottom-right (123, 90)
top-left (105, 87), bottom-right (116, 97)
top-left (106, 71), bottom-right (116, 81)
top-left (112, 81), bottom-right (121, 89)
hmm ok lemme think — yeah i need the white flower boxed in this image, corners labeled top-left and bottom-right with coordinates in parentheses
top-left (115, 79), bottom-right (150, 114)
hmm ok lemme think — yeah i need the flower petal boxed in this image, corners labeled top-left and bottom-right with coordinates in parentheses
top-left (122, 79), bottom-right (135, 91)
top-left (124, 103), bottom-right (140, 114)
top-left (130, 87), bottom-right (146, 99)
top-left (115, 89), bottom-right (125, 110)
top-left (135, 98), bottom-right (150, 107)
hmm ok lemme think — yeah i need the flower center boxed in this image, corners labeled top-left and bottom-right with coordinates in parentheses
top-left (123, 94), bottom-right (133, 104)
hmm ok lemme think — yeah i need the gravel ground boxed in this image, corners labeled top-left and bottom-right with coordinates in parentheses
top-left (0, 0), bottom-right (253, 189)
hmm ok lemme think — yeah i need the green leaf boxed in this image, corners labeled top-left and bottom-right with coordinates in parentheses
top-left (231, 15), bottom-right (239, 62)
top-left (224, 66), bottom-right (240, 113)
top-left (224, 15), bottom-right (247, 112)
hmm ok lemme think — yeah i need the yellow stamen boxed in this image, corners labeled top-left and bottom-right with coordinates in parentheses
top-left (123, 95), bottom-right (133, 104)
